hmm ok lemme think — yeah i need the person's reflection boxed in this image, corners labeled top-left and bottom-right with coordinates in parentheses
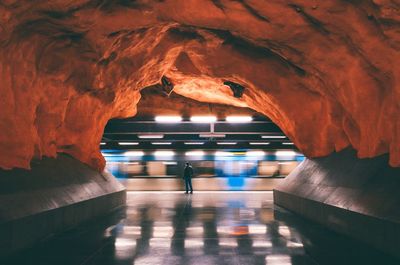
top-left (171, 199), bottom-right (193, 255)
top-left (202, 207), bottom-right (219, 255)
top-left (133, 206), bottom-right (154, 258)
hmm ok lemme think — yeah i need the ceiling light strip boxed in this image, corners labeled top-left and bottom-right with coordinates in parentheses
top-left (119, 142), bottom-right (139, 145)
top-left (261, 135), bottom-right (286, 139)
top-left (249, 142), bottom-right (270, 145)
top-left (226, 116), bottom-right (253, 123)
top-left (155, 116), bottom-right (182, 123)
top-left (190, 116), bottom-right (217, 123)
top-left (138, 134), bottom-right (164, 139)
top-left (151, 142), bottom-right (172, 145)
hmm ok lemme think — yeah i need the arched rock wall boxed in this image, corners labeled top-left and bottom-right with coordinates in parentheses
top-left (0, 0), bottom-right (399, 171)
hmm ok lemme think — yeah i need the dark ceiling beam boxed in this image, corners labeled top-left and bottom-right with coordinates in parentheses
top-left (214, 123), bottom-right (281, 133)
top-left (100, 142), bottom-right (296, 150)
top-left (104, 122), bottom-right (282, 134)
top-left (103, 134), bottom-right (287, 141)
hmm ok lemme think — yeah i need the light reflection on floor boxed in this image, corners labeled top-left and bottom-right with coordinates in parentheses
top-left (2, 191), bottom-right (399, 265)
top-left (96, 191), bottom-right (313, 265)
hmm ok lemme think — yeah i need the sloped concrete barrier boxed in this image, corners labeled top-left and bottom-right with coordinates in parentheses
top-left (274, 148), bottom-right (400, 258)
top-left (0, 154), bottom-right (126, 257)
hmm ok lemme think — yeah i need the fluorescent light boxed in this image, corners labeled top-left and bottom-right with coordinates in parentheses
top-left (215, 151), bottom-right (233, 156)
top-left (163, 161), bottom-right (177, 165)
top-left (151, 142), bottom-right (172, 145)
top-left (124, 151), bottom-right (144, 156)
top-left (275, 150), bottom-right (296, 156)
top-left (185, 151), bottom-right (205, 156)
top-left (155, 116), bottom-right (182, 123)
top-left (102, 152), bottom-right (121, 157)
top-left (246, 151), bottom-right (265, 156)
top-left (190, 116), bottom-right (217, 123)
top-left (217, 142), bottom-right (237, 145)
top-left (282, 142), bottom-right (294, 145)
top-left (261, 135), bottom-right (286, 139)
top-left (154, 151), bottom-right (175, 156)
top-left (226, 116), bottom-right (252, 123)
top-left (184, 142), bottom-right (205, 145)
top-left (119, 142), bottom-right (139, 145)
top-left (249, 142), bottom-right (270, 145)
top-left (138, 134), bottom-right (164, 139)
top-left (100, 142), bottom-right (106, 145)
top-left (199, 134), bottom-right (225, 138)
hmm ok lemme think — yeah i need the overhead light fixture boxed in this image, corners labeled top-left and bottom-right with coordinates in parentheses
top-left (215, 151), bottom-right (233, 156)
top-left (249, 142), bottom-right (270, 145)
top-left (119, 142), bottom-right (139, 145)
top-left (184, 142), bottom-right (205, 145)
top-left (151, 142), bottom-right (172, 145)
top-left (275, 150), bottom-right (296, 156)
top-left (100, 142), bottom-right (106, 145)
top-left (199, 133), bottom-right (225, 138)
top-left (163, 161), bottom-right (177, 165)
top-left (124, 151), bottom-right (144, 156)
top-left (246, 151), bottom-right (266, 156)
top-left (102, 152), bottom-right (121, 157)
top-left (226, 116), bottom-right (252, 123)
top-left (155, 116), bottom-right (182, 123)
top-left (185, 151), bottom-right (205, 156)
top-left (138, 134), bottom-right (164, 139)
top-left (190, 116), bottom-right (217, 123)
top-left (261, 135), bottom-right (286, 139)
top-left (217, 142), bottom-right (237, 145)
top-left (282, 142), bottom-right (294, 145)
top-left (154, 151), bottom-right (175, 157)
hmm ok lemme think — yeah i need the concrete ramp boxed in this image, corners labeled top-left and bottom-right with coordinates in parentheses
top-left (0, 154), bottom-right (126, 257)
top-left (274, 148), bottom-right (400, 258)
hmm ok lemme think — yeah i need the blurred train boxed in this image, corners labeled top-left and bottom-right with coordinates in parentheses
top-left (102, 150), bottom-right (305, 191)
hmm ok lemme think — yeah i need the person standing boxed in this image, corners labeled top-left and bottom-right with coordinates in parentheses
top-left (183, 162), bottom-right (194, 194)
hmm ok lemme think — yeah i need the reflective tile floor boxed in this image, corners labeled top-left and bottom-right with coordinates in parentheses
top-left (2, 191), bottom-right (399, 265)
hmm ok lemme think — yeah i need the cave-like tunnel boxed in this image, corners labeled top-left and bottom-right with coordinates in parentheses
top-left (0, 1), bottom-right (400, 264)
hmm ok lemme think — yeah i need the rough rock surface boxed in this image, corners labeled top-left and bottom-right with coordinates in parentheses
top-left (136, 85), bottom-right (257, 119)
top-left (0, 0), bottom-right (399, 171)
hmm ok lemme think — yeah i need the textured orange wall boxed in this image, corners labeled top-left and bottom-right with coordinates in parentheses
top-left (0, 0), bottom-right (399, 171)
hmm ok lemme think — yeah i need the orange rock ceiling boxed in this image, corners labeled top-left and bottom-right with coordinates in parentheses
top-left (0, 0), bottom-right (399, 171)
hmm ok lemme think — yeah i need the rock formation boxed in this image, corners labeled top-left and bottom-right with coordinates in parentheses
top-left (0, 0), bottom-right (399, 171)
top-left (136, 85), bottom-right (257, 119)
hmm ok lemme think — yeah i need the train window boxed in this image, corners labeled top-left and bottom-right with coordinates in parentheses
top-left (258, 161), bottom-right (279, 176)
top-left (190, 161), bottom-right (215, 177)
top-left (258, 161), bottom-right (299, 178)
top-left (104, 156), bottom-right (301, 179)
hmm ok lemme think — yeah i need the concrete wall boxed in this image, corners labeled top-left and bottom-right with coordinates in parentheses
top-left (274, 149), bottom-right (400, 258)
top-left (0, 154), bottom-right (126, 257)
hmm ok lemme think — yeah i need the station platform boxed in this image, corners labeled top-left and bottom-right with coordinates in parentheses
top-left (1, 191), bottom-right (398, 265)
top-left (119, 177), bottom-right (284, 191)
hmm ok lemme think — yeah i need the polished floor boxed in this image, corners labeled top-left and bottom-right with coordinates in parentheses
top-left (2, 191), bottom-right (398, 265)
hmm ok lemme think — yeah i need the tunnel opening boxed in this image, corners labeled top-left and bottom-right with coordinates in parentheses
top-left (100, 84), bottom-right (303, 191)
top-left (1, 1), bottom-right (400, 263)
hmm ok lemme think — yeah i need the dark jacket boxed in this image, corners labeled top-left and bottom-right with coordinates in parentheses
top-left (184, 166), bottom-right (193, 179)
